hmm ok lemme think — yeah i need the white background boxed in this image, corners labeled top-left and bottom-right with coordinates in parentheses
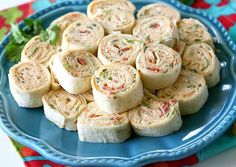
top-left (1, 0), bottom-right (236, 167)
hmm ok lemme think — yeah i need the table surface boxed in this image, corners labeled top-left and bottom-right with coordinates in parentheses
top-left (1, 0), bottom-right (236, 167)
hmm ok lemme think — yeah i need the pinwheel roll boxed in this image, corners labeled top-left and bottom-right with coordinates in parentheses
top-left (91, 63), bottom-right (144, 114)
top-left (81, 90), bottom-right (94, 102)
top-left (137, 3), bottom-right (181, 23)
top-left (178, 18), bottom-right (214, 49)
top-left (129, 91), bottom-right (182, 137)
top-left (51, 12), bottom-right (88, 44)
top-left (87, 0), bottom-right (135, 34)
top-left (61, 20), bottom-right (104, 55)
top-left (21, 36), bottom-right (57, 67)
top-left (182, 43), bottom-right (221, 87)
top-left (87, 0), bottom-right (136, 17)
top-left (77, 102), bottom-right (131, 143)
top-left (157, 70), bottom-right (208, 115)
top-left (52, 50), bottom-right (102, 94)
top-left (43, 89), bottom-right (87, 131)
top-left (133, 16), bottom-right (178, 48)
top-left (8, 62), bottom-right (51, 108)
top-left (98, 34), bottom-right (143, 66)
top-left (136, 44), bottom-right (182, 90)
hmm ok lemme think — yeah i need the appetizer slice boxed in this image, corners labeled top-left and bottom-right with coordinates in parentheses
top-left (91, 63), bottom-right (144, 114)
top-left (136, 44), bottom-right (182, 90)
top-left (98, 34), bottom-right (143, 66)
top-left (62, 19), bottom-right (104, 55)
top-left (77, 102), bottom-right (131, 143)
top-left (129, 91), bottom-right (182, 137)
top-left (137, 3), bottom-right (181, 23)
top-left (51, 12), bottom-right (88, 44)
top-left (87, 0), bottom-right (135, 34)
top-left (157, 70), bottom-right (208, 115)
top-left (21, 36), bottom-right (57, 67)
top-left (81, 90), bottom-right (94, 102)
top-left (8, 62), bottom-right (51, 108)
top-left (43, 89), bottom-right (87, 131)
top-left (178, 18), bottom-right (214, 49)
top-left (87, 0), bottom-right (136, 16)
top-left (133, 16), bottom-right (179, 48)
top-left (182, 43), bottom-right (221, 87)
top-left (52, 50), bottom-right (102, 94)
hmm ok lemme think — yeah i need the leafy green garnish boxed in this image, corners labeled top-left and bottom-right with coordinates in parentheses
top-left (5, 18), bottom-right (60, 63)
top-left (40, 25), bottom-right (60, 45)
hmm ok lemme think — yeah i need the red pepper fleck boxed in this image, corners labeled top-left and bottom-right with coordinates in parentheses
top-left (147, 67), bottom-right (160, 72)
top-left (120, 47), bottom-right (130, 52)
top-left (77, 58), bottom-right (86, 65)
top-left (89, 113), bottom-right (101, 118)
top-left (116, 84), bottom-right (125, 90)
top-left (150, 23), bottom-right (160, 29)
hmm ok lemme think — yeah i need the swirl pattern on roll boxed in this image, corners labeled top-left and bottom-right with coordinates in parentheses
top-left (8, 62), bottom-right (51, 108)
top-left (91, 63), bottom-right (143, 114)
top-left (52, 50), bottom-right (102, 94)
top-left (21, 36), bottom-right (57, 67)
top-left (182, 43), bottom-right (221, 87)
top-left (77, 102), bottom-right (131, 143)
top-left (62, 19), bottom-right (104, 55)
top-left (137, 3), bottom-right (181, 23)
top-left (43, 89), bottom-right (87, 131)
top-left (157, 70), bottom-right (208, 115)
top-left (98, 34), bottom-right (143, 66)
top-left (133, 16), bottom-right (178, 48)
top-left (87, 0), bottom-right (135, 34)
top-left (178, 18), bottom-right (214, 49)
top-left (129, 91), bottom-right (182, 137)
top-left (136, 44), bottom-right (181, 90)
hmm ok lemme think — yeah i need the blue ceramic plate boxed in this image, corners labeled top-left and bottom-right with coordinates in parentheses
top-left (0, 0), bottom-right (236, 166)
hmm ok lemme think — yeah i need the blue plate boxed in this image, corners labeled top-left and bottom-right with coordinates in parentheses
top-left (0, 0), bottom-right (236, 166)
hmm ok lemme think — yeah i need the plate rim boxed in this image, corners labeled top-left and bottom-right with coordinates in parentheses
top-left (0, 0), bottom-right (236, 166)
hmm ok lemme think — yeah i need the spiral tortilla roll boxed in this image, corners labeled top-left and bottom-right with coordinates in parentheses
top-left (8, 62), bottom-right (51, 108)
top-left (77, 102), bottom-right (131, 143)
top-left (178, 18), bottom-right (214, 49)
top-left (133, 16), bottom-right (179, 48)
top-left (128, 91), bottom-right (182, 137)
top-left (136, 44), bottom-right (182, 90)
top-left (51, 12), bottom-right (88, 44)
top-left (87, 0), bottom-right (135, 34)
top-left (43, 89), bottom-right (87, 131)
top-left (52, 50), bottom-right (102, 94)
top-left (21, 36), bottom-right (57, 67)
top-left (81, 90), bottom-right (94, 102)
top-left (182, 43), bottom-right (221, 87)
top-left (62, 20), bottom-right (104, 55)
top-left (91, 63), bottom-right (144, 114)
top-left (157, 70), bottom-right (208, 115)
top-left (137, 3), bottom-right (181, 23)
top-left (98, 34), bottom-right (143, 66)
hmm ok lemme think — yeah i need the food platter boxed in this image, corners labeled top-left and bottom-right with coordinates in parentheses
top-left (0, 0), bottom-right (236, 166)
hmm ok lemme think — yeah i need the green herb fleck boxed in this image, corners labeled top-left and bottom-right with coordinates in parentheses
top-left (40, 25), bottom-right (60, 45)
top-left (63, 63), bottom-right (70, 69)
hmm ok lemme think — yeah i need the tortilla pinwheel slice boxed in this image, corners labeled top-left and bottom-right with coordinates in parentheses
top-left (133, 16), bottom-right (179, 48)
top-left (136, 43), bottom-right (182, 90)
top-left (87, 0), bottom-right (135, 34)
top-left (98, 34), bottom-right (143, 66)
top-left (77, 102), bottom-right (131, 143)
top-left (178, 18), bottom-right (214, 49)
top-left (51, 12), bottom-right (89, 44)
top-left (137, 3), bottom-right (181, 23)
top-left (128, 91), bottom-right (182, 137)
top-left (91, 63), bottom-right (144, 114)
top-left (8, 62), bottom-right (51, 108)
top-left (157, 70), bottom-right (208, 115)
top-left (81, 90), bottom-right (94, 102)
top-left (62, 20), bottom-right (104, 55)
top-left (43, 89), bottom-right (87, 131)
top-left (21, 36), bottom-right (57, 67)
top-left (52, 50), bottom-right (102, 94)
top-left (182, 43), bottom-right (221, 87)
